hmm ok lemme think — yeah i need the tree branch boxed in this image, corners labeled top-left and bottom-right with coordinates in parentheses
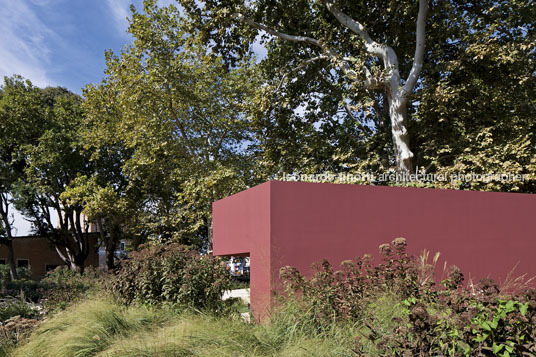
top-left (233, 14), bottom-right (322, 48)
top-left (232, 14), bottom-right (354, 75)
top-left (321, 1), bottom-right (386, 58)
top-left (401, 0), bottom-right (428, 98)
top-left (321, 1), bottom-right (401, 90)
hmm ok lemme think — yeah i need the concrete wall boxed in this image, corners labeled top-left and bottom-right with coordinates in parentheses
top-left (0, 234), bottom-right (100, 280)
top-left (213, 181), bottom-right (536, 322)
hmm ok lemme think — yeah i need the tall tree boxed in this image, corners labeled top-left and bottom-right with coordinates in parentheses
top-left (11, 86), bottom-right (96, 272)
top-left (61, 175), bottom-right (137, 270)
top-left (178, 0), bottom-right (535, 189)
top-left (0, 76), bottom-right (46, 279)
top-left (179, 0), bottom-right (431, 174)
top-left (83, 0), bottom-right (260, 249)
top-left (412, 0), bottom-right (536, 192)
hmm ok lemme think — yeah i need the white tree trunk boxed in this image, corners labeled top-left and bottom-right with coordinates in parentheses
top-left (234, 0), bottom-right (428, 176)
top-left (388, 94), bottom-right (414, 174)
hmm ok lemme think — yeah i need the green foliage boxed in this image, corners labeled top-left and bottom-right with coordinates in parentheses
top-left (83, 1), bottom-right (262, 247)
top-left (9, 297), bottom-right (357, 357)
top-left (107, 243), bottom-right (232, 312)
top-left (0, 265), bottom-right (46, 302)
top-left (10, 299), bottom-right (159, 357)
top-left (1, 78), bottom-right (96, 271)
top-left (177, 0), bottom-right (536, 188)
top-left (9, 239), bottom-right (536, 357)
top-left (0, 298), bottom-right (38, 322)
top-left (414, 0), bottom-right (536, 192)
top-left (41, 266), bottom-right (102, 313)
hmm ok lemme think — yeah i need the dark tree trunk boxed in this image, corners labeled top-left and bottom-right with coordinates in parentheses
top-left (105, 231), bottom-right (116, 271)
top-left (6, 239), bottom-right (18, 281)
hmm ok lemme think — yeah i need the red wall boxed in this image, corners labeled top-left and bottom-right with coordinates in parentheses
top-left (213, 181), bottom-right (536, 321)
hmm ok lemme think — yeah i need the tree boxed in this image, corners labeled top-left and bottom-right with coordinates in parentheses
top-left (412, 0), bottom-right (536, 192)
top-left (178, 0), bottom-right (535, 189)
top-left (61, 175), bottom-right (137, 270)
top-left (0, 76), bottom-right (47, 280)
top-left (11, 86), bottom-right (96, 272)
top-left (179, 0), bottom-right (432, 174)
top-left (83, 0), bottom-right (261, 249)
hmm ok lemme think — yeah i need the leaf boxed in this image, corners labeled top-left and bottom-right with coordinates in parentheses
top-left (493, 343), bottom-right (504, 353)
top-left (520, 302), bottom-right (528, 316)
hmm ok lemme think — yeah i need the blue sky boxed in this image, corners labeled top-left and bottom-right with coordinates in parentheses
top-left (0, 0), bottom-right (163, 94)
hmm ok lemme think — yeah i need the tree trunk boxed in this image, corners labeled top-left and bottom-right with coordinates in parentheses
top-left (388, 94), bottom-right (414, 174)
top-left (207, 217), bottom-right (213, 252)
top-left (6, 240), bottom-right (18, 281)
top-left (75, 255), bottom-right (85, 274)
top-left (0, 201), bottom-right (18, 280)
top-left (105, 231), bottom-right (116, 271)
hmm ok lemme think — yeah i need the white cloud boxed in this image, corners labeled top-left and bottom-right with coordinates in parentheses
top-left (0, 1), bottom-right (56, 87)
top-left (106, 0), bottom-right (185, 37)
top-left (105, 0), bottom-right (133, 36)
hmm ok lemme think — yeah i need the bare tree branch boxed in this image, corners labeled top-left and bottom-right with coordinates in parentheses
top-left (401, 0), bottom-right (428, 98)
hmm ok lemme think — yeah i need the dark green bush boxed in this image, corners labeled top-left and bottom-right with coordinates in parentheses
top-left (107, 243), bottom-right (231, 312)
top-left (41, 266), bottom-right (102, 312)
top-left (4, 280), bottom-right (45, 303)
top-left (0, 265), bottom-right (46, 302)
top-left (0, 265), bottom-right (35, 287)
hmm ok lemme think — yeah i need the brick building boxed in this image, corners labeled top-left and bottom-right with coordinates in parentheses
top-left (0, 234), bottom-right (100, 280)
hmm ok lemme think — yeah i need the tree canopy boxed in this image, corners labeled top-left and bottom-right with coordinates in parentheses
top-left (83, 0), bottom-right (262, 248)
top-left (177, 0), bottom-right (535, 190)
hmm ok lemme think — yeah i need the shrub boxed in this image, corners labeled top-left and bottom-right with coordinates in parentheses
top-left (0, 265), bottom-right (33, 284)
top-left (41, 266), bottom-right (103, 312)
top-left (279, 238), bottom-right (536, 356)
top-left (107, 243), bottom-right (231, 312)
top-left (4, 280), bottom-right (46, 303)
top-left (278, 237), bottom-right (425, 327)
top-left (0, 297), bottom-right (39, 322)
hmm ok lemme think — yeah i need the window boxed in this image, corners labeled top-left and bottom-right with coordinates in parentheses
top-left (45, 264), bottom-right (59, 272)
top-left (0, 259), bottom-right (5, 265)
top-left (17, 260), bottom-right (29, 268)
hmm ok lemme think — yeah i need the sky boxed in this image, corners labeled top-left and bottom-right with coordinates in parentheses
top-left (0, 0), bottom-right (161, 94)
top-left (0, 0), bottom-right (179, 234)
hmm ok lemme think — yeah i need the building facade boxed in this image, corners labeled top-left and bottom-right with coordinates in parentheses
top-left (0, 234), bottom-right (100, 280)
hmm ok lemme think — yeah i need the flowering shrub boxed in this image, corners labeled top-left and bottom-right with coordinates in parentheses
top-left (107, 243), bottom-right (231, 312)
top-left (279, 238), bottom-right (536, 356)
top-left (279, 237), bottom-right (424, 325)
